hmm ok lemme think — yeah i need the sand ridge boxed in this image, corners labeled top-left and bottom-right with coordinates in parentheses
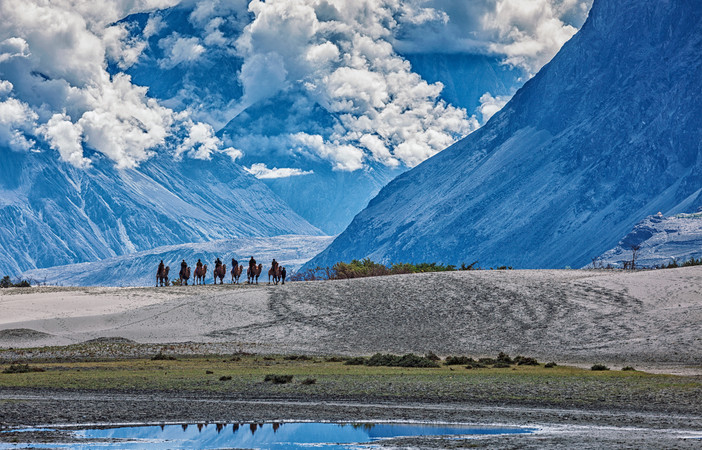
top-left (1, 267), bottom-right (700, 371)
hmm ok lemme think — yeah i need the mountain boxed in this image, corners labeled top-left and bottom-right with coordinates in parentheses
top-left (594, 210), bottom-right (702, 269)
top-left (121, 5), bottom-right (527, 234)
top-left (307, 0), bottom-right (702, 270)
top-left (21, 235), bottom-right (334, 287)
top-left (0, 147), bottom-right (321, 277)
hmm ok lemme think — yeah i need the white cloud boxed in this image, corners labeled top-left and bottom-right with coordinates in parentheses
top-left (0, 37), bottom-right (30, 63)
top-left (478, 92), bottom-right (511, 124)
top-left (175, 120), bottom-right (221, 160)
top-left (158, 33), bottom-right (206, 69)
top-left (244, 162), bottom-right (313, 179)
top-left (230, 0), bottom-right (478, 171)
top-left (0, 95), bottom-right (37, 152)
top-left (40, 113), bottom-right (90, 167)
top-left (393, 0), bottom-right (592, 74)
top-left (0, 0), bottom-right (235, 169)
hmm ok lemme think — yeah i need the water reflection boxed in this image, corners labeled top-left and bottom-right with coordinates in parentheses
top-left (1, 422), bottom-right (536, 449)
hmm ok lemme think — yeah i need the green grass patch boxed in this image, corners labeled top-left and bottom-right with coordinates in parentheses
top-left (1, 354), bottom-right (699, 412)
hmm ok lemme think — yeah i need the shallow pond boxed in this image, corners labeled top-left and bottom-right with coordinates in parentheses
top-left (1, 422), bottom-right (536, 449)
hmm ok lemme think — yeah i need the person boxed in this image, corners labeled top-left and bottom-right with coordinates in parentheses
top-left (180, 259), bottom-right (187, 278)
top-left (215, 257), bottom-right (222, 268)
top-left (271, 258), bottom-right (278, 270)
top-left (249, 256), bottom-right (256, 271)
top-left (281, 266), bottom-right (286, 285)
top-left (158, 260), bottom-right (165, 274)
top-left (196, 259), bottom-right (203, 270)
top-left (231, 258), bottom-right (238, 269)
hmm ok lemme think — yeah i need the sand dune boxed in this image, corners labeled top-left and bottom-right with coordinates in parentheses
top-left (1, 267), bottom-right (700, 372)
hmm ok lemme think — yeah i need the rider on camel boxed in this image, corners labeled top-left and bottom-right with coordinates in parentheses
top-left (158, 260), bottom-right (165, 274)
top-left (196, 259), bottom-right (203, 270)
top-left (215, 257), bottom-right (222, 268)
top-left (271, 258), bottom-right (278, 271)
top-left (232, 258), bottom-right (238, 269)
top-left (249, 256), bottom-right (256, 271)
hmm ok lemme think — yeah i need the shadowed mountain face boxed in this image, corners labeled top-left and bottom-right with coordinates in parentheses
top-left (307, 0), bottom-right (702, 269)
top-left (0, 148), bottom-right (321, 276)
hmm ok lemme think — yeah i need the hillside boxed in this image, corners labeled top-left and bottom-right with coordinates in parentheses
top-left (307, 0), bottom-right (702, 269)
top-left (0, 149), bottom-right (321, 276)
top-left (595, 210), bottom-right (702, 268)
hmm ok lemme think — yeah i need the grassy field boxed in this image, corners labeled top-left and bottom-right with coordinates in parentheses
top-left (2, 353), bottom-right (700, 412)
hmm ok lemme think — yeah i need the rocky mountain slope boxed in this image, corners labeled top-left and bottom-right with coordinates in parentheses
top-left (595, 210), bottom-right (702, 268)
top-left (0, 148), bottom-right (321, 277)
top-left (308, 0), bottom-right (702, 269)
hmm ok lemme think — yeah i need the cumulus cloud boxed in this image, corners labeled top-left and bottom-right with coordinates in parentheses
top-left (158, 33), bottom-right (206, 69)
top-left (0, 0), bottom-right (236, 169)
top-left (0, 0), bottom-right (593, 174)
top-left (228, 0), bottom-right (478, 171)
top-left (244, 162), bottom-right (313, 179)
top-left (478, 92), bottom-right (511, 124)
top-left (0, 95), bottom-right (37, 152)
top-left (394, 0), bottom-right (593, 74)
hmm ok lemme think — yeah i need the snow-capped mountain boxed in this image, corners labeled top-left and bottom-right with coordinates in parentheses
top-left (22, 235), bottom-right (334, 287)
top-left (307, 0), bottom-right (702, 269)
top-left (594, 210), bottom-right (702, 269)
top-left (0, 147), bottom-right (321, 277)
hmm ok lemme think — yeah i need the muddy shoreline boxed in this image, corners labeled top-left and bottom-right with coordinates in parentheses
top-left (2, 388), bottom-right (702, 448)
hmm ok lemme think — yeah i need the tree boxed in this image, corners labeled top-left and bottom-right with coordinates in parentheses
top-left (630, 244), bottom-right (641, 270)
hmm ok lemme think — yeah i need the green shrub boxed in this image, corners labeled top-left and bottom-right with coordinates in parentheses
top-left (621, 366), bottom-right (636, 371)
top-left (478, 357), bottom-right (496, 365)
top-left (544, 362), bottom-right (557, 368)
top-left (591, 364), bottom-right (610, 371)
top-left (360, 353), bottom-right (439, 368)
top-left (264, 374), bottom-right (293, 384)
top-left (219, 375), bottom-right (232, 381)
top-left (513, 356), bottom-right (539, 366)
top-left (151, 353), bottom-right (177, 361)
top-left (3, 364), bottom-right (44, 374)
top-left (425, 352), bottom-right (440, 361)
top-left (444, 356), bottom-right (474, 365)
top-left (301, 377), bottom-right (317, 385)
top-left (344, 357), bottom-right (366, 365)
top-left (492, 362), bottom-right (511, 368)
top-left (465, 361), bottom-right (486, 369)
top-left (283, 355), bottom-right (313, 361)
top-left (496, 352), bottom-right (513, 364)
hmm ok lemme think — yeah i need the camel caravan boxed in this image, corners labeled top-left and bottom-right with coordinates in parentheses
top-left (156, 257), bottom-right (286, 287)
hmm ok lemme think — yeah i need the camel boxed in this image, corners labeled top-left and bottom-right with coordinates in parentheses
top-left (247, 265), bottom-right (255, 284)
top-left (255, 263), bottom-right (262, 284)
top-left (213, 263), bottom-right (227, 285)
top-left (231, 264), bottom-right (243, 284)
top-left (194, 264), bottom-right (207, 285)
top-left (247, 264), bottom-right (262, 284)
top-left (268, 264), bottom-right (282, 285)
top-left (179, 266), bottom-right (191, 286)
top-left (156, 265), bottom-right (169, 287)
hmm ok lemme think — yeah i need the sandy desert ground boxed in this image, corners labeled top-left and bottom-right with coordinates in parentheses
top-left (1, 267), bottom-right (701, 448)
top-left (1, 267), bottom-right (700, 371)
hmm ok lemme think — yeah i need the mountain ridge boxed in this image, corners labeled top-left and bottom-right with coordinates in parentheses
top-left (306, 0), bottom-right (702, 269)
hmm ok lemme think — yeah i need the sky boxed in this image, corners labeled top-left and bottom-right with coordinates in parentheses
top-left (0, 0), bottom-right (592, 175)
